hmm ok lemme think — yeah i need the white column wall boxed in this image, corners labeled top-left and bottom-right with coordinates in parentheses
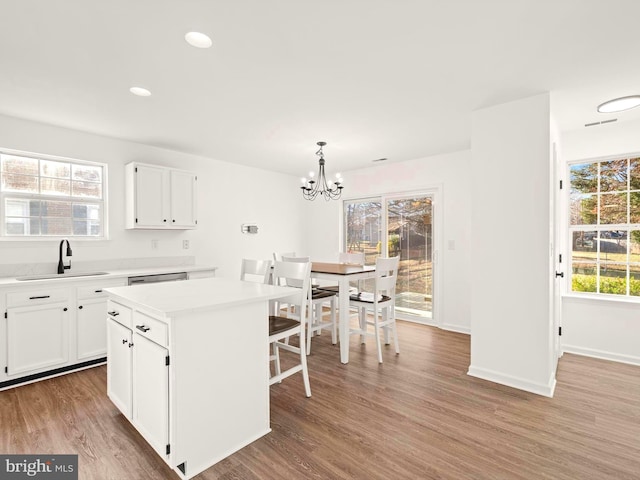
top-left (559, 119), bottom-right (640, 365)
top-left (0, 114), bottom-right (305, 278)
top-left (468, 93), bottom-right (555, 396)
top-left (304, 150), bottom-right (472, 333)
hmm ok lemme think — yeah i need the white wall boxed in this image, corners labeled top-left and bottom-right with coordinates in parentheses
top-left (468, 93), bottom-right (555, 396)
top-left (0, 114), bottom-right (305, 278)
top-left (559, 118), bottom-right (640, 366)
top-left (304, 150), bottom-right (472, 333)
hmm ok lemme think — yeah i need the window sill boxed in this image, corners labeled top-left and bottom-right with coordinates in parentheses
top-left (561, 292), bottom-right (640, 305)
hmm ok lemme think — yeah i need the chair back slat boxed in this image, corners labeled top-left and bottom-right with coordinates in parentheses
top-left (272, 260), bottom-right (311, 322)
top-left (240, 259), bottom-right (272, 284)
top-left (281, 256), bottom-right (309, 288)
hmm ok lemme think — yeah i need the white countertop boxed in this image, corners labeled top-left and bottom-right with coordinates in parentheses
top-left (0, 265), bottom-right (216, 287)
top-left (105, 277), bottom-right (298, 317)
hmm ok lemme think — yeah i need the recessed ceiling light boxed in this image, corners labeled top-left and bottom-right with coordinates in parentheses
top-left (185, 31), bottom-right (212, 49)
top-left (129, 87), bottom-right (151, 97)
top-left (597, 95), bottom-right (640, 113)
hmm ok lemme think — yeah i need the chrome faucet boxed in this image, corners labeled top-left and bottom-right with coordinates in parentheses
top-left (57, 239), bottom-right (72, 274)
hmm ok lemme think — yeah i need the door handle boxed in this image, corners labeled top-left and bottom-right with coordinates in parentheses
top-left (555, 271), bottom-right (564, 278)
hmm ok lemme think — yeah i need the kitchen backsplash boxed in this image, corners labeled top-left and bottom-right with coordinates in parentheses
top-left (0, 256), bottom-right (196, 278)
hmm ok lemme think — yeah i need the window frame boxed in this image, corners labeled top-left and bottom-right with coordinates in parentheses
top-left (567, 153), bottom-right (640, 298)
top-left (0, 147), bottom-right (109, 241)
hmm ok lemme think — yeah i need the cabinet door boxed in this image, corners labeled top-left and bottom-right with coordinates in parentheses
top-left (135, 164), bottom-right (170, 227)
top-left (132, 333), bottom-right (169, 458)
top-left (7, 302), bottom-right (69, 375)
top-left (77, 298), bottom-right (108, 360)
top-left (107, 318), bottom-right (132, 418)
top-left (170, 170), bottom-right (197, 227)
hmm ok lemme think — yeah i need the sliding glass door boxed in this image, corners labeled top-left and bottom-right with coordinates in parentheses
top-left (344, 192), bottom-right (435, 320)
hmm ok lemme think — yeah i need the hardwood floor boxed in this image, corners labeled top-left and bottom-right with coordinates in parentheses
top-left (1, 321), bottom-right (639, 479)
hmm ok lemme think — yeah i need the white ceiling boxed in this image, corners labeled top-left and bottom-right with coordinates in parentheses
top-left (1, 0), bottom-right (640, 175)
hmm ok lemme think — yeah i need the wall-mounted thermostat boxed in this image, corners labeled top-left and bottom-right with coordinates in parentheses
top-left (241, 223), bottom-right (258, 234)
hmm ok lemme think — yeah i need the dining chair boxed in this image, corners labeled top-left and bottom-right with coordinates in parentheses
top-left (240, 258), bottom-right (272, 284)
top-left (269, 260), bottom-right (312, 397)
top-left (348, 256), bottom-right (400, 363)
top-left (282, 256), bottom-right (337, 354)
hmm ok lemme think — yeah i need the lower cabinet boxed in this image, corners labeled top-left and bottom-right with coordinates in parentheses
top-left (107, 301), bottom-right (170, 460)
top-left (132, 333), bottom-right (169, 456)
top-left (7, 301), bottom-right (69, 376)
top-left (107, 315), bottom-right (132, 417)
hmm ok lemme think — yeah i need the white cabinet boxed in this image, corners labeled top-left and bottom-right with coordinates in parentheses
top-left (6, 288), bottom-right (70, 376)
top-left (132, 333), bottom-right (169, 457)
top-left (76, 279), bottom-right (127, 361)
top-left (107, 316), bottom-right (132, 417)
top-left (125, 162), bottom-right (197, 229)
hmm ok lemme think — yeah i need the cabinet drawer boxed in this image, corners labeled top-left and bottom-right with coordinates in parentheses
top-left (78, 279), bottom-right (127, 300)
top-left (133, 312), bottom-right (168, 347)
top-left (7, 287), bottom-right (69, 307)
top-left (107, 300), bottom-right (132, 329)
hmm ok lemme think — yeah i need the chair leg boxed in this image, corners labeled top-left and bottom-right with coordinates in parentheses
top-left (273, 342), bottom-right (282, 382)
top-left (392, 318), bottom-right (400, 355)
top-left (300, 331), bottom-right (312, 397)
top-left (306, 311), bottom-right (314, 355)
top-left (374, 310), bottom-right (383, 364)
top-left (359, 306), bottom-right (366, 344)
top-left (330, 297), bottom-right (337, 344)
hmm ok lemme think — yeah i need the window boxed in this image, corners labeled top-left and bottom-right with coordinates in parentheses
top-left (0, 150), bottom-right (106, 238)
top-left (569, 156), bottom-right (640, 296)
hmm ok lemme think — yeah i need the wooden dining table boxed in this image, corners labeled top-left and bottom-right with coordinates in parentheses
top-left (311, 262), bottom-right (376, 364)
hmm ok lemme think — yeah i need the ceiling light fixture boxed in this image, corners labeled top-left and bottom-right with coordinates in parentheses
top-left (597, 95), bottom-right (640, 113)
top-left (129, 86), bottom-right (151, 97)
top-left (300, 141), bottom-right (344, 201)
top-left (185, 31), bottom-right (212, 48)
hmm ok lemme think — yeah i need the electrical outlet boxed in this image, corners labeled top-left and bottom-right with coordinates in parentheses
top-left (152, 239), bottom-right (158, 249)
top-left (183, 240), bottom-right (190, 249)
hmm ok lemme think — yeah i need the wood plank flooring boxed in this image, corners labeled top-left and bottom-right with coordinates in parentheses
top-left (1, 321), bottom-right (639, 479)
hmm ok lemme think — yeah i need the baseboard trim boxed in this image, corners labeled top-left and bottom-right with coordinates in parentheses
top-left (0, 357), bottom-right (106, 391)
top-left (562, 344), bottom-right (640, 366)
top-left (467, 365), bottom-right (555, 397)
top-left (441, 323), bottom-right (470, 335)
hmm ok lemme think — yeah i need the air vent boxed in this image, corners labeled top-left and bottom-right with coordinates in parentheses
top-left (585, 118), bottom-right (617, 127)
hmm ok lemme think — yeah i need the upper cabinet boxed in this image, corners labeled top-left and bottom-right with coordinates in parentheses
top-left (125, 163), bottom-right (197, 229)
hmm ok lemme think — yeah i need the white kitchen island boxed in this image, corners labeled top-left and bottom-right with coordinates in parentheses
top-left (104, 277), bottom-right (298, 480)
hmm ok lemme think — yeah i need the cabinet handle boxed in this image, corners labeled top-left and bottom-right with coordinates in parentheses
top-left (128, 342), bottom-right (134, 348)
top-left (122, 339), bottom-right (128, 344)
top-left (94, 289), bottom-right (103, 293)
top-left (108, 311), bottom-right (120, 316)
top-left (78, 305), bottom-right (83, 309)
top-left (136, 325), bottom-right (151, 333)
top-left (172, 219), bottom-right (175, 223)
top-left (163, 219), bottom-right (167, 223)
top-left (29, 295), bottom-right (50, 300)
top-left (63, 307), bottom-right (68, 312)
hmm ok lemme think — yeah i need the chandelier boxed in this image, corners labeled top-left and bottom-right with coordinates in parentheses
top-left (300, 141), bottom-right (344, 201)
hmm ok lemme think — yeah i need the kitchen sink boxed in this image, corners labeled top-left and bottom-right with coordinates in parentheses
top-left (16, 271), bottom-right (110, 281)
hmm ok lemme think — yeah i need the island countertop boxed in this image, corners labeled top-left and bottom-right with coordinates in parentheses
top-left (104, 277), bottom-right (297, 318)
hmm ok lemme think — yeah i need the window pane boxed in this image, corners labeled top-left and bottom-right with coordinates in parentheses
top-left (572, 231), bottom-right (596, 255)
top-left (73, 219), bottom-right (101, 236)
top-left (40, 217), bottom-right (72, 236)
top-left (1, 155), bottom-right (39, 175)
top-left (630, 230), bottom-right (640, 263)
top-left (40, 160), bottom-right (70, 179)
top-left (572, 263), bottom-right (596, 292)
top-left (41, 200), bottom-right (72, 218)
top-left (599, 230), bottom-right (627, 263)
top-left (344, 200), bottom-right (382, 265)
top-left (630, 268), bottom-right (640, 296)
top-left (630, 192), bottom-right (640, 223)
top-left (72, 164), bottom-right (102, 183)
top-left (72, 180), bottom-right (102, 198)
top-left (600, 192), bottom-right (627, 224)
top-left (600, 158), bottom-right (627, 192)
top-left (570, 194), bottom-right (597, 225)
top-left (599, 264), bottom-right (627, 295)
top-left (1, 173), bottom-right (39, 193)
top-left (630, 158), bottom-right (640, 190)
top-left (570, 163), bottom-right (598, 194)
top-left (41, 178), bottom-right (71, 196)
top-left (72, 203), bottom-right (100, 220)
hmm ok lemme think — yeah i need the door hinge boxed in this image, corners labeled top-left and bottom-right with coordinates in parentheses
top-left (165, 355), bottom-right (170, 366)
top-left (135, 218), bottom-right (138, 223)
top-left (195, 176), bottom-right (197, 181)
top-left (195, 220), bottom-right (198, 225)
top-left (559, 180), bottom-right (563, 189)
top-left (4, 366), bottom-right (7, 374)
top-left (559, 254), bottom-right (562, 263)
top-left (166, 444), bottom-right (171, 455)
top-left (559, 326), bottom-right (562, 336)
top-left (4, 311), bottom-right (6, 319)
top-left (135, 167), bottom-right (138, 173)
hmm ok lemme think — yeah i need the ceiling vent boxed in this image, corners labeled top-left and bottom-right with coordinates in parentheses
top-left (585, 119), bottom-right (617, 127)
